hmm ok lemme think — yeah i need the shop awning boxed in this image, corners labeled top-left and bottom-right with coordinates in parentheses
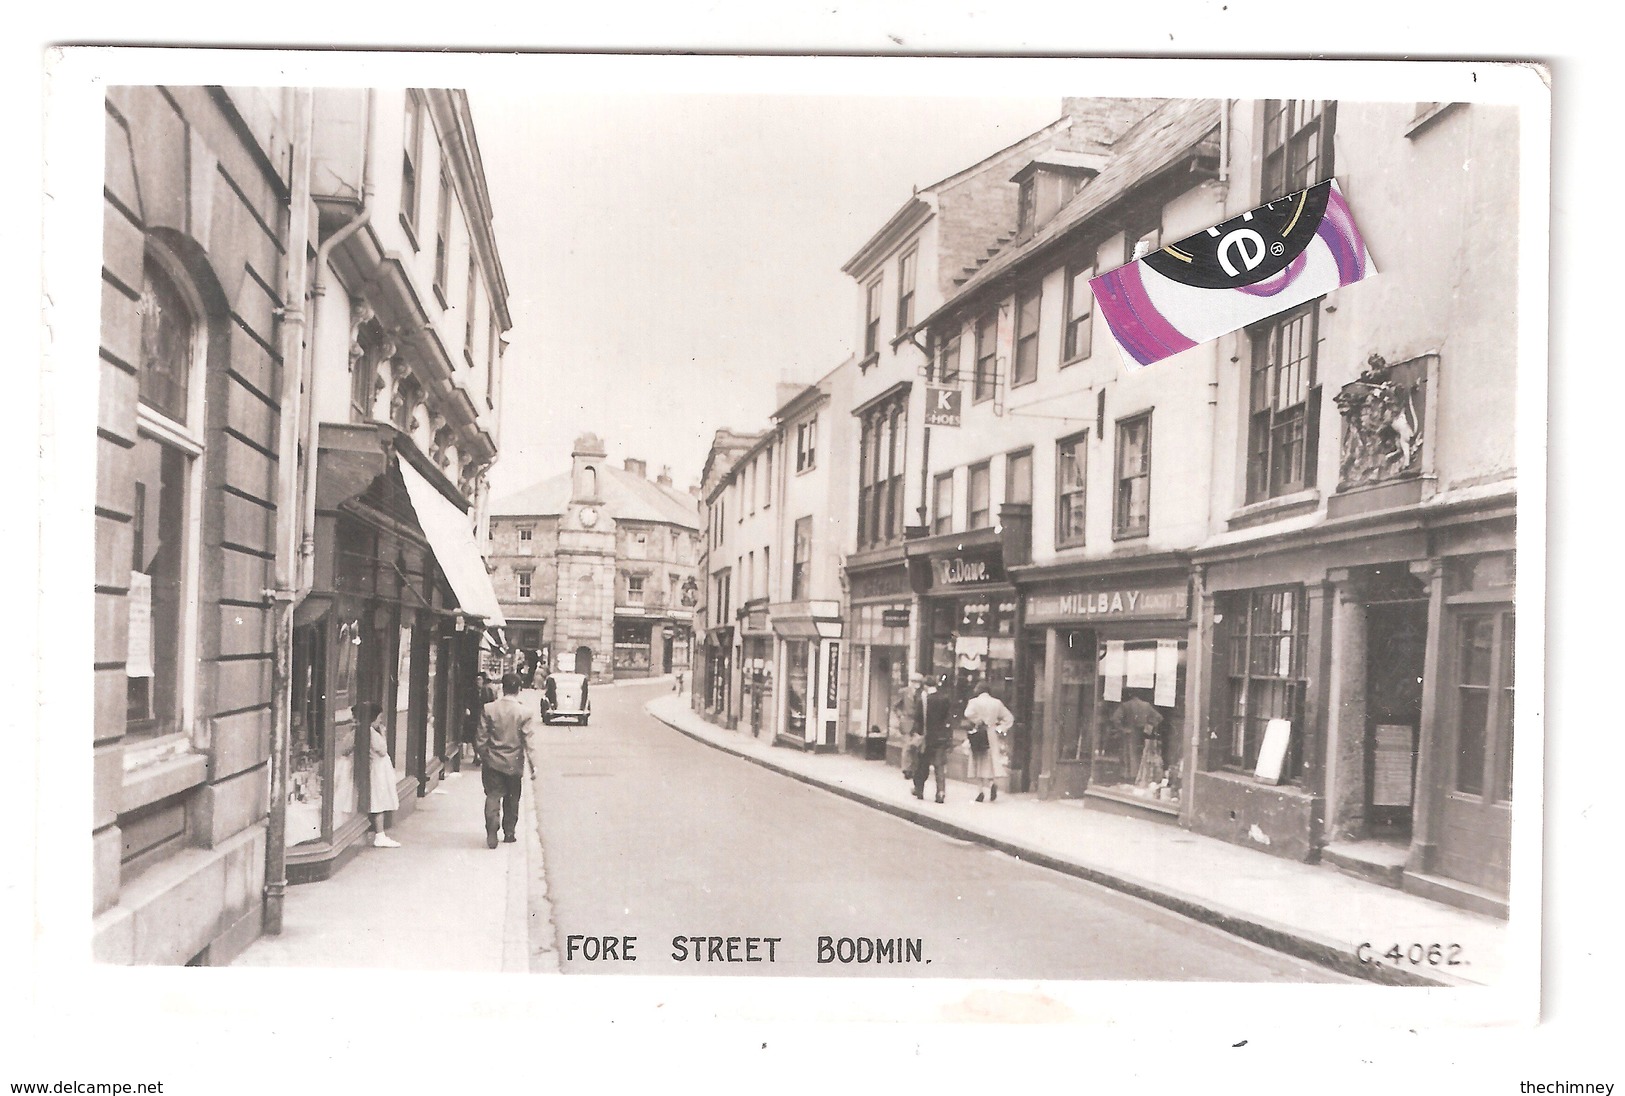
top-left (397, 459), bottom-right (506, 627)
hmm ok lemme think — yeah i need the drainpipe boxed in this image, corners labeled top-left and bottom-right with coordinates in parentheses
top-left (301, 87), bottom-right (377, 592)
top-left (264, 87), bottom-right (315, 936)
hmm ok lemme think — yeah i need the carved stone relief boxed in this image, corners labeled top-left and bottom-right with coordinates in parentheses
top-left (1333, 354), bottom-right (1428, 489)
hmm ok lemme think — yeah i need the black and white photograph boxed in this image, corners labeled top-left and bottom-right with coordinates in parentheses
top-left (13, 31), bottom-right (1605, 1092)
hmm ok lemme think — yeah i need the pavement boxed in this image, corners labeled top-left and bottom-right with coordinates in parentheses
top-left (643, 691), bottom-right (1510, 988)
top-left (234, 691), bottom-right (558, 973)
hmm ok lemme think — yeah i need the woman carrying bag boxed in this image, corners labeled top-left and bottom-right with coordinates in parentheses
top-left (963, 679), bottom-right (1013, 803)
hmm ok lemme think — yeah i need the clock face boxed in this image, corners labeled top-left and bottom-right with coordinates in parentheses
top-left (579, 507), bottom-right (599, 528)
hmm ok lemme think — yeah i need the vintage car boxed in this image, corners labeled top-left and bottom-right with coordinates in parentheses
top-left (541, 670), bottom-right (591, 726)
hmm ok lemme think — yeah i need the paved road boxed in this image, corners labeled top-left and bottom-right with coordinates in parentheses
top-left (530, 680), bottom-right (1348, 981)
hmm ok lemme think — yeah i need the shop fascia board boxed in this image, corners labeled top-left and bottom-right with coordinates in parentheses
top-left (902, 525), bottom-right (1002, 559)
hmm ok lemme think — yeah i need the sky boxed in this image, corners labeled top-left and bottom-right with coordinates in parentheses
top-left (470, 92), bottom-right (1060, 498)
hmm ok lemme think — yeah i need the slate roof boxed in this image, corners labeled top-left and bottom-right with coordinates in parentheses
top-left (492, 463), bottom-right (700, 529)
top-left (928, 99), bottom-right (1223, 321)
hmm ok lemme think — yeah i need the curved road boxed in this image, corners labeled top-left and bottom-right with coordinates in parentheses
top-left (530, 680), bottom-right (1347, 981)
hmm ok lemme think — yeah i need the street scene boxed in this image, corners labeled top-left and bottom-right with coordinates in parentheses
top-left (64, 61), bottom-right (1540, 995)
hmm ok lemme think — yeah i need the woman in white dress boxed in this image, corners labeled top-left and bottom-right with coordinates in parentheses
top-left (368, 707), bottom-right (402, 847)
top-left (963, 680), bottom-right (1013, 803)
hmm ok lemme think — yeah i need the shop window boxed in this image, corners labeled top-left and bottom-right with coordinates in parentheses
top-left (792, 516), bottom-right (812, 601)
top-left (973, 312), bottom-right (998, 403)
top-left (1095, 640), bottom-right (1187, 804)
top-left (516, 569), bottom-right (533, 600)
top-left (1247, 303), bottom-right (1321, 503)
top-left (967, 462), bottom-right (992, 529)
top-left (1453, 610), bottom-right (1515, 802)
top-left (1055, 430), bottom-right (1087, 548)
top-left (896, 248), bottom-right (917, 334)
top-left (1063, 263), bottom-right (1095, 364)
top-left (936, 330), bottom-right (962, 385)
top-left (1012, 286), bottom-right (1040, 387)
top-left (1261, 99), bottom-right (1335, 202)
top-left (1113, 413), bottom-right (1151, 539)
top-left (1221, 587), bottom-right (1308, 781)
top-left (933, 472), bottom-right (954, 535)
top-left (126, 249), bottom-right (206, 743)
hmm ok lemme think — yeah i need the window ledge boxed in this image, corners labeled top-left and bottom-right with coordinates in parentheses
top-left (858, 352), bottom-right (880, 373)
top-left (121, 751), bottom-right (208, 815)
top-left (1405, 102), bottom-right (1461, 139)
top-left (398, 213), bottom-right (420, 252)
top-left (1201, 767), bottom-right (1314, 799)
top-left (1227, 488), bottom-right (1321, 530)
top-left (432, 283), bottom-right (449, 311)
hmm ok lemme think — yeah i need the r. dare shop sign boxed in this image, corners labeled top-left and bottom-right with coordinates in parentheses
top-left (1024, 584), bottom-right (1189, 624)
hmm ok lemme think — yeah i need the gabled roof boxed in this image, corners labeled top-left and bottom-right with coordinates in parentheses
top-left (925, 99), bottom-right (1223, 324)
top-left (492, 463), bottom-right (700, 529)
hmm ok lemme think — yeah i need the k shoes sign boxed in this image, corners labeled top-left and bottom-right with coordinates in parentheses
top-left (925, 385), bottom-right (962, 427)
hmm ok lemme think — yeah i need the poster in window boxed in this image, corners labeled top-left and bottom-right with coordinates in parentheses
top-left (1254, 718), bottom-right (1293, 785)
top-left (1101, 640), bottom-right (1126, 677)
top-left (1103, 673), bottom-right (1123, 703)
top-left (1372, 724), bottom-right (1416, 806)
top-left (1126, 645), bottom-right (1156, 689)
top-left (126, 570), bottom-right (154, 678)
top-left (1154, 640), bottom-right (1180, 707)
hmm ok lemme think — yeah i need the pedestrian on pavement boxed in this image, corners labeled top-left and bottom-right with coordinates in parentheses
top-left (899, 672), bottom-right (925, 781)
top-left (365, 705), bottom-right (402, 847)
top-left (912, 673), bottom-right (955, 804)
top-left (963, 678), bottom-right (1013, 803)
top-left (478, 672), bottom-right (536, 849)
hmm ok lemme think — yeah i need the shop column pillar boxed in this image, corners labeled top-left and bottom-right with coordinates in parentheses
top-left (1405, 559), bottom-right (1447, 876)
top-left (1324, 569), bottom-right (1369, 841)
top-left (1302, 582), bottom-right (1333, 856)
top-left (1037, 626), bottom-right (1062, 799)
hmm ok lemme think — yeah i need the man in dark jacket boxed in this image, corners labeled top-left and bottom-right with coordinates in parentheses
top-left (912, 674), bottom-right (956, 804)
top-left (477, 673), bottom-right (536, 849)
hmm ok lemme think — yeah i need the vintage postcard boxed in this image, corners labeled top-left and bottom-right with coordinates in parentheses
top-left (29, 45), bottom-right (1554, 1083)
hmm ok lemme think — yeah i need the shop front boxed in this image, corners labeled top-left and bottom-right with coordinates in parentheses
top-left (739, 601), bottom-right (774, 738)
top-left (290, 424), bottom-right (503, 882)
top-left (844, 553), bottom-right (915, 764)
top-left (771, 600), bottom-right (843, 752)
top-left (907, 533), bottom-right (1018, 783)
top-left (702, 625), bottom-right (734, 725)
top-left (1018, 560), bottom-right (1192, 817)
top-left (613, 614), bottom-right (654, 677)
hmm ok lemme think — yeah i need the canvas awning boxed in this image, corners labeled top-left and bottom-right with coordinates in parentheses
top-left (397, 458), bottom-right (506, 627)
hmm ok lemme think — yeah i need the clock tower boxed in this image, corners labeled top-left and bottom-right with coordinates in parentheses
top-left (554, 433), bottom-right (617, 680)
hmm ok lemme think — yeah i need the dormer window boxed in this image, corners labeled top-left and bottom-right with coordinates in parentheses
top-left (1017, 179), bottom-right (1037, 233)
top-left (1010, 151), bottom-right (1105, 235)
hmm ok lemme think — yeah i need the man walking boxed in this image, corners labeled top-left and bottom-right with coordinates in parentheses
top-left (477, 673), bottom-right (536, 849)
top-left (912, 674), bottom-right (955, 804)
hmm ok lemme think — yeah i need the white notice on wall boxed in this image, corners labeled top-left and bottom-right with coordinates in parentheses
top-left (1372, 724), bottom-right (1417, 807)
top-left (126, 571), bottom-right (154, 678)
top-left (1154, 640), bottom-right (1180, 707)
top-left (1126, 646), bottom-right (1156, 689)
top-left (1101, 640), bottom-right (1126, 677)
top-left (1254, 718), bottom-right (1293, 785)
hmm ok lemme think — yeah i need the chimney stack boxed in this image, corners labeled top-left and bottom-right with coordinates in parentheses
top-left (623, 457), bottom-right (647, 478)
top-left (656, 465), bottom-right (673, 487)
top-left (775, 381), bottom-right (807, 411)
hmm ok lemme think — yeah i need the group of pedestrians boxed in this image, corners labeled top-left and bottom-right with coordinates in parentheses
top-left (363, 669), bottom-right (538, 852)
top-left (904, 673), bottom-right (1012, 805)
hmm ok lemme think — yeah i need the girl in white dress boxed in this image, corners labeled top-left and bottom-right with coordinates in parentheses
top-left (368, 708), bottom-right (402, 847)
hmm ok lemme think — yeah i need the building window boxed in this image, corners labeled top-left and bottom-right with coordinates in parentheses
top-left (1222, 587), bottom-right (1309, 782)
top-left (1124, 211), bottom-right (1161, 264)
top-left (1012, 287), bottom-right (1041, 387)
top-left (863, 277), bottom-right (883, 360)
top-left (761, 445), bottom-right (773, 508)
top-left (1055, 431), bottom-right (1087, 548)
top-left (1005, 449), bottom-right (1033, 508)
top-left (857, 393), bottom-right (906, 548)
top-left (127, 249), bottom-right (206, 741)
top-left (401, 91), bottom-right (424, 241)
top-left (747, 459), bottom-right (756, 515)
top-left (518, 525), bottom-right (533, 541)
top-left (1246, 303), bottom-right (1321, 503)
top-left (516, 569), bottom-right (533, 600)
top-left (760, 548), bottom-right (769, 599)
top-left (627, 573), bottom-right (645, 604)
top-left (1114, 413), bottom-right (1151, 539)
top-left (967, 462), bottom-right (992, 529)
top-left (1261, 100), bottom-right (1335, 202)
top-left (973, 312), bottom-right (998, 403)
top-left (896, 249), bottom-right (917, 334)
top-left (1453, 609), bottom-right (1515, 802)
top-left (433, 168), bottom-right (452, 303)
top-left (464, 255), bottom-right (478, 368)
top-left (1063, 263), bottom-right (1094, 363)
top-left (933, 472), bottom-right (954, 535)
top-left (797, 416), bottom-right (818, 473)
top-left (937, 330), bottom-right (962, 385)
top-left (791, 516), bottom-right (812, 601)
top-left (487, 314), bottom-right (499, 411)
top-left (1017, 178), bottom-right (1037, 233)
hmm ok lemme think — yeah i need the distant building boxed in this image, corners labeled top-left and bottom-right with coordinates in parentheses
top-left (490, 434), bottom-right (702, 682)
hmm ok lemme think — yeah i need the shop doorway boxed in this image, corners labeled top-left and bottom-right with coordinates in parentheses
top-left (574, 645), bottom-right (593, 678)
top-left (1364, 601), bottom-right (1427, 838)
top-left (1013, 639), bottom-right (1046, 793)
top-left (1049, 630), bottom-right (1095, 798)
top-left (1435, 607), bottom-right (1515, 895)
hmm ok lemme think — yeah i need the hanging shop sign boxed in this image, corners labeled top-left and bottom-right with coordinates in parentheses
top-left (924, 385), bottom-right (962, 427)
top-left (1024, 582), bottom-right (1188, 624)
